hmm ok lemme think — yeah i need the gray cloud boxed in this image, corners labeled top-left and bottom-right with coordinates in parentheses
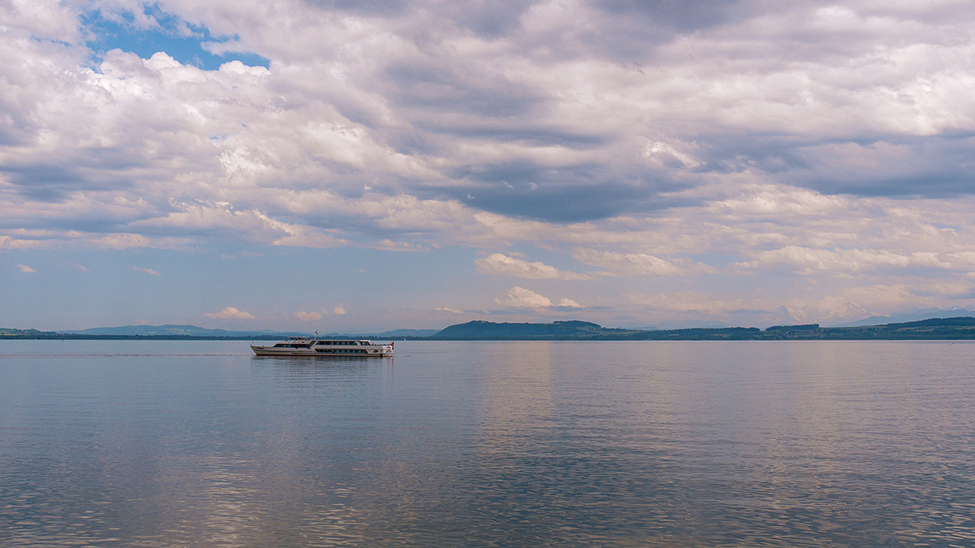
top-left (0, 164), bottom-right (130, 203)
top-left (304, 0), bottom-right (410, 17)
top-left (383, 63), bottom-right (542, 118)
top-left (3, 0), bottom-right (975, 253)
top-left (0, 144), bottom-right (154, 202)
top-left (432, 158), bottom-right (694, 222)
top-left (762, 134), bottom-right (975, 198)
top-left (438, 0), bottom-right (538, 38)
top-left (593, 0), bottom-right (757, 32)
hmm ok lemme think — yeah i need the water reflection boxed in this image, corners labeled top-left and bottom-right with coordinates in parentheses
top-left (2, 341), bottom-right (975, 546)
top-left (253, 355), bottom-right (392, 384)
top-left (476, 342), bottom-right (556, 450)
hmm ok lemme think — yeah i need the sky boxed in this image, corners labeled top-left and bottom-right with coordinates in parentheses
top-left (3, 0), bottom-right (975, 332)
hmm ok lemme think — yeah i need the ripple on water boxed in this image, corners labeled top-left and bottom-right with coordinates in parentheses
top-left (1, 340), bottom-right (975, 546)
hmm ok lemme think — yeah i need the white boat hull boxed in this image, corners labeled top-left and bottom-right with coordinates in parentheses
top-left (251, 338), bottom-right (394, 357)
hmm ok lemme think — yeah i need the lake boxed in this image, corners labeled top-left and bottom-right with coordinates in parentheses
top-left (1, 340), bottom-right (974, 546)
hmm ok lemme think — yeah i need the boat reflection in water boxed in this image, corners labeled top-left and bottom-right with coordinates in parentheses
top-left (251, 336), bottom-right (394, 357)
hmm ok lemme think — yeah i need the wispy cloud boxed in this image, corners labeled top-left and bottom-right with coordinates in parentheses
top-left (626, 283), bottom-right (941, 326)
top-left (475, 253), bottom-right (592, 280)
top-left (17, 264), bottom-right (35, 273)
top-left (571, 249), bottom-right (689, 277)
top-left (131, 266), bottom-right (161, 276)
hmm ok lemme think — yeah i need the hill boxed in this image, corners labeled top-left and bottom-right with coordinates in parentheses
top-left (810, 316), bottom-right (975, 339)
top-left (0, 328), bottom-right (61, 338)
top-left (430, 320), bottom-right (643, 340)
top-left (430, 317), bottom-right (975, 341)
top-left (830, 309), bottom-right (975, 327)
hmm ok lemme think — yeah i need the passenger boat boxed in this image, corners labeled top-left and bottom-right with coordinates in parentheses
top-left (251, 336), bottom-right (394, 357)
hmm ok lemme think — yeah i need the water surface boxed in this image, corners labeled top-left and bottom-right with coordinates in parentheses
top-left (2, 340), bottom-right (974, 546)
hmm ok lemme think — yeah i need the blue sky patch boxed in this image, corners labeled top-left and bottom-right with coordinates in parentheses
top-left (82, 6), bottom-right (270, 70)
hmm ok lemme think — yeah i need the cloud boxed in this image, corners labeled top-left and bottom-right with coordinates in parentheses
top-left (6, 1), bottom-right (975, 328)
top-left (495, 286), bottom-right (584, 310)
top-left (643, 141), bottom-right (701, 169)
top-left (436, 307), bottom-right (464, 314)
top-left (17, 264), bottom-right (35, 273)
top-left (475, 253), bottom-right (591, 280)
top-left (572, 249), bottom-right (686, 277)
top-left (626, 283), bottom-right (940, 326)
top-left (735, 246), bottom-right (966, 275)
top-left (496, 286), bottom-right (553, 308)
top-left (628, 292), bottom-right (751, 315)
top-left (205, 306), bottom-right (255, 319)
top-left (0, 227), bottom-right (194, 251)
top-left (333, 306), bottom-right (347, 315)
top-left (295, 310), bottom-right (324, 322)
top-left (131, 266), bottom-right (160, 276)
top-left (2, 1), bottom-right (975, 247)
top-left (2, 2), bottom-right (964, 239)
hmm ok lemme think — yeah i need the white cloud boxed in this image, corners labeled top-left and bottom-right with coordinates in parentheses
top-left (17, 264), bottom-right (35, 273)
top-left (475, 253), bottom-right (591, 280)
top-left (0, 229), bottom-right (193, 251)
top-left (205, 306), bottom-right (255, 320)
top-left (496, 287), bottom-right (553, 309)
top-left (436, 307), bottom-right (464, 314)
top-left (572, 249), bottom-right (686, 277)
top-left (3, 0), bottom-right (975, 256)
top-left (295, 310), bottom-right (323, 322)
top-left (495, 287), bottom-right (584, 310)
top-left (6, 1), bottom-right (975, 327)
top-left (333, 306), bottom-right (347, 315)
top-left (736, 246), bottom-right (955, 275)
top-left (643, 141), bottom-right (701, 168)
top-left (131, 266), bottom-right (160, 276)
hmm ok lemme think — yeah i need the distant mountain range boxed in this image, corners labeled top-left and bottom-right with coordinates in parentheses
top-left (62, 324), bottom-right (300, 338)
top-left (5, 317), bottom-right (975, 340)
top-left (0, 324), bottom-right (439, 339)
top-left (829, 308), bottom-right (975, 327)
top-left (57, 324), bottom-right (441, 339)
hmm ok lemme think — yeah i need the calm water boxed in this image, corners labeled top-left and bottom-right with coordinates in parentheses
top-left (2, 340), bottom-right (975, 546)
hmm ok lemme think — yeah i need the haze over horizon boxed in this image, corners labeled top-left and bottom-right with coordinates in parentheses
top-left (4, 1), bottom-right (975, 332)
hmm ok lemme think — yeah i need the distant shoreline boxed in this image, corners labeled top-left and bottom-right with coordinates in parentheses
top-left (5, 316), bottom-right (975, 341)
top-left (0, 333), bottom-right (430, 341)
